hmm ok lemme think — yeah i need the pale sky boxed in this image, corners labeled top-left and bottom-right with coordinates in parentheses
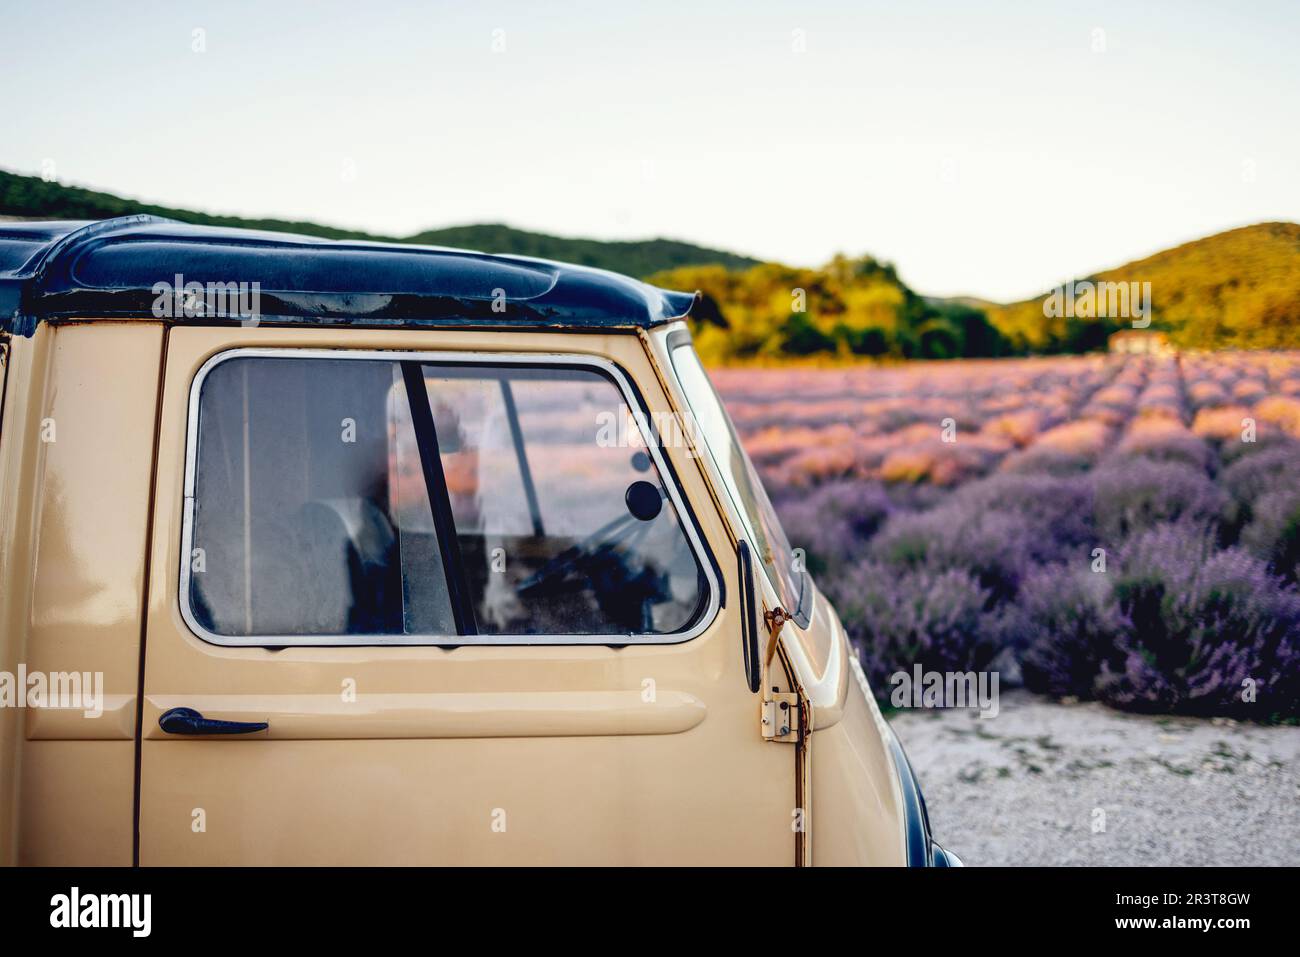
top-left (3, 1), bottom-right (1297, 301)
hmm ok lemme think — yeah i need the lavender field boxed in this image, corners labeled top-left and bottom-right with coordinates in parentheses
top-left (715, 352), bottom-right (1300, 722)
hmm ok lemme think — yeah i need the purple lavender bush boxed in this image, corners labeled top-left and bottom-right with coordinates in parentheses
top-left (866, 505), bottom-right (1034, 602)
top-left (1005, 563), bottom-right (1128, 698)
top-left (1220, 442), bottom-right (1300, 503)
top-left (1216, 429), bottom-right (1297, 466)
top-left (834, 560), bottom-right (999, 698)
top-left (1219, 442), bottom-right (1300, 540)
top-left (1108, 427), bottom-right (1214, 474)
top-left (1001, 445), bottom-right (1094, 476)
top-left (948, 473), bottom-right (1096, 561)
top-left (880, 480), bottom-right (951, 512)
top-left (774, 480), bottom-right (892, 576)
top-left (1241, 487), bottom-right (1300, 583)
top-left (1090, 459), bottom-right (1227, 542)
top-left (1096, 525), bottom-right (1300, 719)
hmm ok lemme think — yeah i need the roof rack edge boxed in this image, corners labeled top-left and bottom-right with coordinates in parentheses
top-left (2, 215), bottom-right (180, 336)
top-left (0, 216), bottom-right (701, 338)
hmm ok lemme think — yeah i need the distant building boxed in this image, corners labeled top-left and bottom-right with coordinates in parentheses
top-left (1109, 329), bottom-right (1174, 356)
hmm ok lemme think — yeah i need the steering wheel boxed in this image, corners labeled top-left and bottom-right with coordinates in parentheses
top-left (516, 510), bottom-right (646, 596)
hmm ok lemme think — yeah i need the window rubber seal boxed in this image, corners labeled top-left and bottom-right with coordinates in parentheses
top-left (178, 347), bottom-right (721, 647)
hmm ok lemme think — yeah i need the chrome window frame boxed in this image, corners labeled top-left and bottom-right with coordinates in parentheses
top-left (179, 346), bottom-right (721, 647)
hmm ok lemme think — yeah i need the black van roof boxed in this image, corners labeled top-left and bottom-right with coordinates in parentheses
top-left (0, 216), bottom-right (700, 337)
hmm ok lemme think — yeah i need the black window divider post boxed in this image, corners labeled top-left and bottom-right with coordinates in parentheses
top-left (400, 361), bottom-right (478, 637)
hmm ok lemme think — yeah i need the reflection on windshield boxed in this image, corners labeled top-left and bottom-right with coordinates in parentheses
top-left (404, 365), bottom-right (709, 635)
top-left (669, 343), bottom-right (806, 619)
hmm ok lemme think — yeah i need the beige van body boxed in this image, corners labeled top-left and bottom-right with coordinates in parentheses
top-left (0, 218), bottom-right (945, 866)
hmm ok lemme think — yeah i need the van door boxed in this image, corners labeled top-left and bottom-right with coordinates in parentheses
top-left (137, 326), bottom-right (796, 865)
top-left (656, 327), bottom-right (912, 866)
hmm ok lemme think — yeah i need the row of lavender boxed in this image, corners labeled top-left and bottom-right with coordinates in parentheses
top-left (714, 353), bottom-right (1300, 721)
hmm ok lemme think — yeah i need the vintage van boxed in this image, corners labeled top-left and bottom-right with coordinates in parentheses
top-left (0, 216), bottom-right (958, 867)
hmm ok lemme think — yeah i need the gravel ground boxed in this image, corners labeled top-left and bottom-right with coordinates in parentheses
top-left (891, 689), bottom-right (1300, 866)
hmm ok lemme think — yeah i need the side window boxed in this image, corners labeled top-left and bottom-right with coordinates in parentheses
top-left (185, 353), bottom-right (711, 643)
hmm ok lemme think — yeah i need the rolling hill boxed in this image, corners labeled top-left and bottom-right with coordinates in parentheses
top-left (0, 168), bottom-right (760, 276)
top-left (986, 222), bottom-right (1300, 352)
top-left (3, 167), bottom-right (1294, 355)
top-left (651, 224), bottom-right (1300, 361)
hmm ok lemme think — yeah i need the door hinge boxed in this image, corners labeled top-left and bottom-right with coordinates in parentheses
top-left (761, 692), bottom-right (800, 742)
top-left (764, 606), bottom-right (794, 634)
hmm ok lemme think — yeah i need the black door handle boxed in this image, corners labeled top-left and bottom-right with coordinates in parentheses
top-left (158, 706), bottom-right (268, 735)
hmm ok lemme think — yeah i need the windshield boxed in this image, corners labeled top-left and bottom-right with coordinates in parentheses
top-left (668, 341), bottom-right (808, 623)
